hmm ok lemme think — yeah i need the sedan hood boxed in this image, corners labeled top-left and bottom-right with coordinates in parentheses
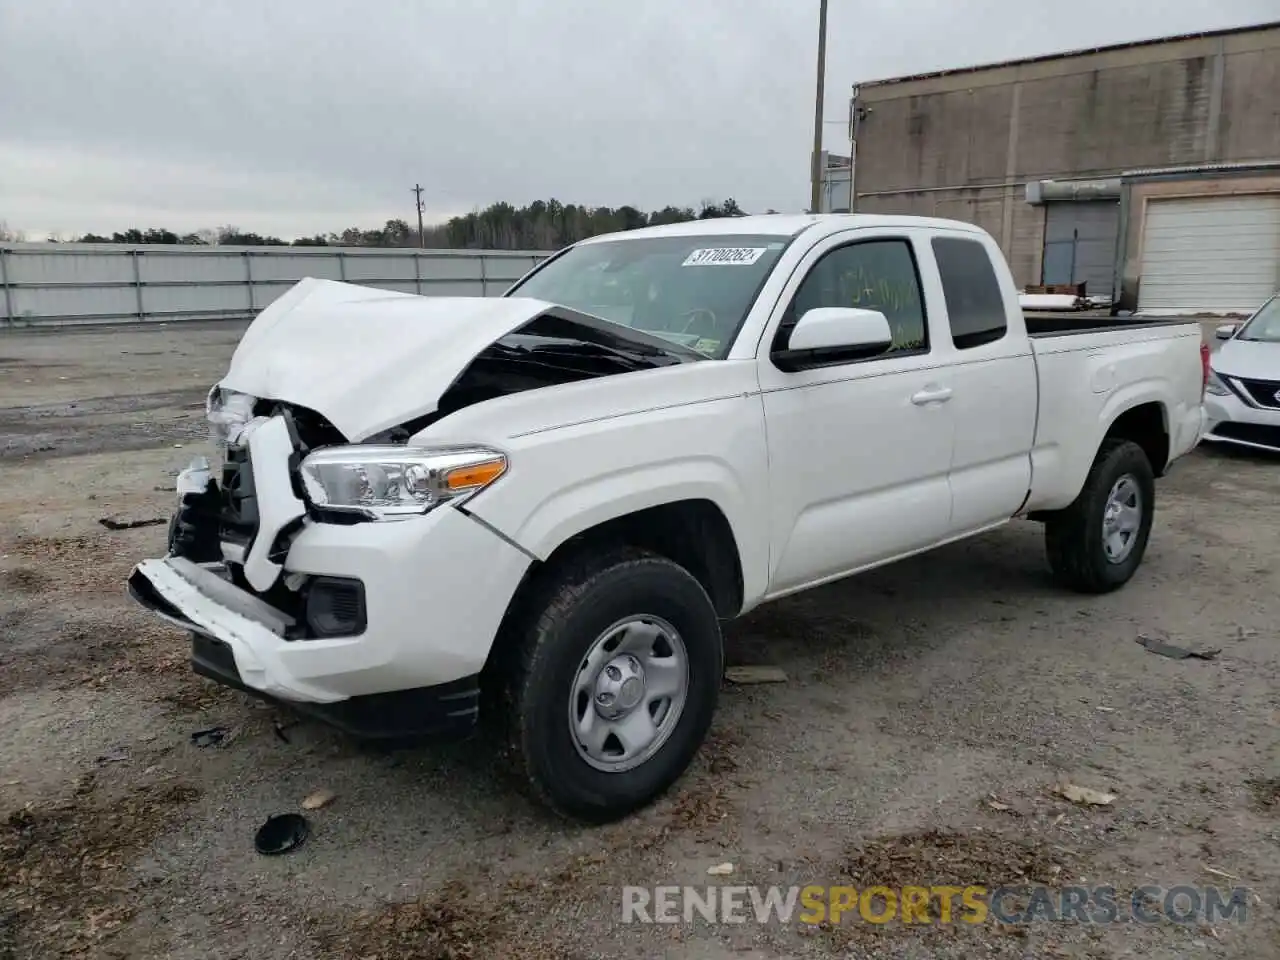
top-left (219, 278), bottom-right (560, 441)
top-left (1214, 338), bottom-right (1280, 382)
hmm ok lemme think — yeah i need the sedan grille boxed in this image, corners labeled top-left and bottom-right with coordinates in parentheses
top-left (1235, 377), bottom-right (1280, 410)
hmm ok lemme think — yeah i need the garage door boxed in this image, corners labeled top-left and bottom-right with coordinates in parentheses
top-left (1041, 200), bottom-right (1120, 298)
top-left (1137, 195), bottom-right (1280, 314)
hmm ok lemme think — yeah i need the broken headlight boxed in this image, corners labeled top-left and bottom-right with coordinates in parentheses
top-left (298, 445), bottom-right (507, 520)
top-left (206, 386), bottom-right (259, 449)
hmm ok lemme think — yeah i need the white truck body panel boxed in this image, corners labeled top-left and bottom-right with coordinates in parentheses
top-left (220, 277), bottom-right (559, 441)
top-left (130, 214), bottom-right (1206, 707)
top-left (1026, 327), bottom-right (1205, 511)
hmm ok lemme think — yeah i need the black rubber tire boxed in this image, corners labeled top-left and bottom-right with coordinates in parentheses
top-left (496, 547), bottom-right (723, 823)
top-left (1045, 438), bottom-right (1156, 594)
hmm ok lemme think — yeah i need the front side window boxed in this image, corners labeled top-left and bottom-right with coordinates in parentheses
top-left (932, 236), bottom-right (1008, 349)
top-left (506, 234), bottom-right (793, 358)
top-left (774, 238), bottom-right (928, 355)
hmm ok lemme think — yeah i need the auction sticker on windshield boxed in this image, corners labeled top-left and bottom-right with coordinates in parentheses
top-left (682, 247), bottom-right (767, 267)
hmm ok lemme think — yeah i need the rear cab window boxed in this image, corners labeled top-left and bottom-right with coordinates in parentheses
top-left (931, 236), bottom-right (1008, 350)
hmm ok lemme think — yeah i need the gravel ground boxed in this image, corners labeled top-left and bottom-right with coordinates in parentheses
top-left (1, 321), bottom-right (1278, 960)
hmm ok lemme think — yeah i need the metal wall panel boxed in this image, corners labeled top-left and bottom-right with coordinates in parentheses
top-left (373, 281), bottom-right (421, 294)
top-left (417, 255), bottom-right (484, 281)
top-left (7, 248), bottom-right (135, 284)
top-left (483, 255), bottom-right (542, 282)
top-left (342, 254), bottom-right (418, 282)
top-left (12, 284), bottom-right (138, 321)
top-left (142, 283), bottom-right (251, 317)
top-left (422, 281), bottom-right (494, 297)
top-left (139, 252), bottom-right (246, 283)
top-left (250, 279), bottom-right (302, 310)
top-left (243, 254), bottom-right (343, 283)
top-left (0, 243), bottom-right (552, 328)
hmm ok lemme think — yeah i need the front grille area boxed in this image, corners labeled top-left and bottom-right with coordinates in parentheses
top-left (264, 401), bottom-right (346, 450)
top-left (1211, 421), bottom-right (1280, 450)
top-left (218, 446), bottom-right (259, 547)
top-left (1236, 377), bottom-right (1280, 410)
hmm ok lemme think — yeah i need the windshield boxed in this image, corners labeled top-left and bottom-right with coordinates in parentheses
top-left (506, 233), bottom-right (792, 358)
top-left (1236, 294), bottom-right (1280, 342)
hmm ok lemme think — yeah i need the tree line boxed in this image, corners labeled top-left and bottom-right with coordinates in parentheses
top-left (20, 198), bottom-right (756, 250)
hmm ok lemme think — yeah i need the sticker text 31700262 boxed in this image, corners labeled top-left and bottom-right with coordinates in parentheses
top-left (681, 248), bottom-right (767, 267)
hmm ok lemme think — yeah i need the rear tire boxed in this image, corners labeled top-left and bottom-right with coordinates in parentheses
top-left (1045, 438), bottom-right (1155, 594)
top-left (496, 547), bottom-right (723, 823)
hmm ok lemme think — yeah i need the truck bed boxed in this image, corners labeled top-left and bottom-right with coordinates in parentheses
top-left (1024, 313), bottom-right (1201, 338)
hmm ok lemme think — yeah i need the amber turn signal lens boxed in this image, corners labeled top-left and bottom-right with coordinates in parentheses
top-left (443, 457), bottom-right (506, 491)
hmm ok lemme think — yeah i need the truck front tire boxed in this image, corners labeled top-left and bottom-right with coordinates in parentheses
top-left (497, 548), bottom-right (723, 823)
top-left (1045, 438), bottom-right (1156, 594)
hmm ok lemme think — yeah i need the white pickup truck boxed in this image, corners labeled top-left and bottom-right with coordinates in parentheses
top-left (129, 214), bottom-right (1207, 822)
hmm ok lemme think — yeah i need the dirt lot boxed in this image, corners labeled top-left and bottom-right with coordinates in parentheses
top-left (1, 321), bottom-right (1278, 960)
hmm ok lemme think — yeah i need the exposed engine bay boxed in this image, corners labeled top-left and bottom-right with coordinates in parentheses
top-left (166, 304), bottom-right (703, 614)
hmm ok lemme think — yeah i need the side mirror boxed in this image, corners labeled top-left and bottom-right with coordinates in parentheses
top-left (1215, 324), bottom-right (1238, 340)
top-left (774, 307), bottom-right (894, 371)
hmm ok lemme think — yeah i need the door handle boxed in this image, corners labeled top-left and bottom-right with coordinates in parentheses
top-left (911, 386), bottom-right (953, 405)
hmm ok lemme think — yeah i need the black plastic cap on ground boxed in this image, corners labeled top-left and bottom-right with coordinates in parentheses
top-left (254, 813), bottom-right (310, 855)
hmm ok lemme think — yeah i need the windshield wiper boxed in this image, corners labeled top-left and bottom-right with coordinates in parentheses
top-left (526, 339), bottom-right (674, 369)
top-left (485, 338), bottom-right (657, 376)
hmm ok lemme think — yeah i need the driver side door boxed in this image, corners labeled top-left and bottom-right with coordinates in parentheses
top-left (757, 230), bottom-right (956, 597)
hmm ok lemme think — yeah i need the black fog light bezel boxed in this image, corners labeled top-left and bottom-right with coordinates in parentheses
top-left (303, 576), bottom-right (367, 638)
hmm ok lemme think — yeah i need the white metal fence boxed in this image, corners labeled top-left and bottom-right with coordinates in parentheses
top-left (0, 243), bottom-right (553, 329)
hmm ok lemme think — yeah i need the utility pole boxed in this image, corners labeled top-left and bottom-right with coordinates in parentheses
top-left (809, 0), bottom-right (829, 214)
top-left (412, 183), bottom-right (426, 248)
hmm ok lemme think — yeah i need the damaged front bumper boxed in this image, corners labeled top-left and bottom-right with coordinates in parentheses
top-left (127, 557), bottom-right (484, 739)
top-left (127, 412), bottom-right (534, 740)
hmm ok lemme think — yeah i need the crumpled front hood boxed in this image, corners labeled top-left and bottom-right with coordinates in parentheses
top-left (218, 278), bottom-right (557, 441)
top-left (1214, 338), bottom-right (1280, 382)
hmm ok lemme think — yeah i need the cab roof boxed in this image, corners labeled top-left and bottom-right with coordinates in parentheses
top-left (576, 213), bottom-right (988, 244)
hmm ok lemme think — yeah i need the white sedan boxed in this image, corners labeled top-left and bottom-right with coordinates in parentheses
top-left (1205, 292), bottom-right (1280, 453)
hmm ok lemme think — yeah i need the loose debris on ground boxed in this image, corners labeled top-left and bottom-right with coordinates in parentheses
top-left (1136, 633), bottom-right (1222, 661)
top-left (301, 788), bottom-right (337, 811)
top-left (1246, 778), bottom-right (1280, 812)
top-left (0, 778), bottom-right (201, 958)
top-left (189, 726), bottom-right (230, 748)
top-left (98, 516), bottom-right (167, 531)
top-left (319, 881), bottom-right (519, 960)
top-left (1054, 782), bottom-right (1117, 807)
top-left (724, 665), bottom-right (789, 684)
top-left (846, 829), bottom-right (1071, 888)
top-left (253, 813), bottom-right (310, 856)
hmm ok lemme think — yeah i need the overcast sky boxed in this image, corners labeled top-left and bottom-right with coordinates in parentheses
top-left (1, 1), bottom-right (1274, 239)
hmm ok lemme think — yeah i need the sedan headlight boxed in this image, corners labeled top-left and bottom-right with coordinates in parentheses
top-left (298, 445), bottom-right (507, 520)
top-left (1206, 370), bottom-right (1231, 397)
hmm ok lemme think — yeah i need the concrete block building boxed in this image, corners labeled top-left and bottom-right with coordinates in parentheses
top-left (849, 21), bottom-right (1280, 313)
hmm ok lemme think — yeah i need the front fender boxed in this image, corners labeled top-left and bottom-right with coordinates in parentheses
top-left (504, 460), bottom-right (748, 561)
top-left (461, 395), bottom-right (772, 606)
